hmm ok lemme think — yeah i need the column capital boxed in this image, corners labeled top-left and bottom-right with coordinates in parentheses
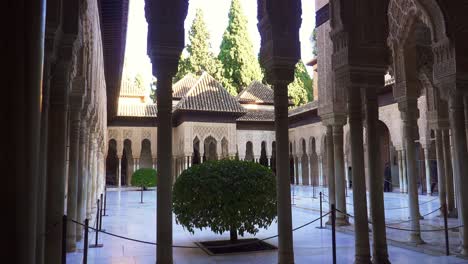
top-left (145, 0), bottom-right (188, 79)
top-left (257, 0), bottom-right (301, 84)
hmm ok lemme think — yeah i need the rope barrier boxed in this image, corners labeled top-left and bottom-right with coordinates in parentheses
top-left (333, 208), bottom-right (464, 233)
top-left (68, 212), bottom-right (330, 250)
top-left (385, 207), bottom-right (441, 225)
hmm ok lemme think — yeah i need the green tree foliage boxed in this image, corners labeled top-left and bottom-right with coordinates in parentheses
top-left (149, 77), bottom-right (157, 103)
top-left (131, 168), bottom-right (157, 189)
top-left (174, 9), bottom-right (233, 92)
top-left (173, 160), bottom-right (277, 241)
top-left (218, 0), bottom-right (263, 95)
top-left (287, 60), bottom-right (313, 106)
top-left (310, 28), bottom-right (318, 57)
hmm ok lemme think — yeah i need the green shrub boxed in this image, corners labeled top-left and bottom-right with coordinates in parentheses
top-left (173, 159), bottom-right (277, 241)
top-left (131, 168), bottom-right (157, 188)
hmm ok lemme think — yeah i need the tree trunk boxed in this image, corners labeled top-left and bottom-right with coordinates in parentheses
top-left (230, 227), bottom-right (238, 242)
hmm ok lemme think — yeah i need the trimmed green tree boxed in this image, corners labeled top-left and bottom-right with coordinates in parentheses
top-left (173, 159), bottom-right (277, 241)
top-left (131, 168), bottom-right (157, 189)
top-left (218, 0), bottom-right (263, 95)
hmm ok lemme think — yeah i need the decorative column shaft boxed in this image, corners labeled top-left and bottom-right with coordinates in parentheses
top-left (435, 130), bottom-right (446, 215)
top-left (448, 94), bottom-right (468, 254)
top-left (117, 157), bottom-right (122, 187)
top-left (442, 130), bottom-right (456, 216)
top-left (402, 149), bottom-right (408, 193)
top-left (424, 148), bottom-right (432, 195)
top-left (76, 120), bottom-right (88, 240)
top-left (397, 150), bottom-right (404, 192)
top-left (326, 125), bottom-right (335, 224)
top-left (364, 87), bottom-right (389, 262)
top-left (347, 87), bottom-right (371, 263)
top-left (66, 110), bottom-right (81, 251)
top-left (333, 124), bottom-right (348, 225)
top-left (274, 81), bottom-right (295, 263)
top-left (45, 94), bottom-right (69, 263)
top-left (156, 75), bottom-right (174, 263)
top-left (86, 131), bottom-right (94, 218)
top-left (399, 99), bottom-right (424, 243)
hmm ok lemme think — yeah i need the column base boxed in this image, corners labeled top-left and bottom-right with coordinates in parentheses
top-left (355, 255), bottom-right (372, 264)
top-left (408, 233), bottom-right (425, 244)
top-left (335, 217), bottom-right (350, 226)
top-left (372, 256), bottom-right (390, 264)
top-left (448, 210), bottom-right (458, 218)
top-left (460, 246), bottom-right (468, 256)
top-left (66, 243), bottom-right (76, 253)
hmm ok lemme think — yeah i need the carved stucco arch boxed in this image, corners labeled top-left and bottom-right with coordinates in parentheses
top-left (387, 0), bottom-right (448, 48)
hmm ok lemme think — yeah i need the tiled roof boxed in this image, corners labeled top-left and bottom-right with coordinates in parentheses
top-left (288, 101), bottom-right (318, 116)
top-left (237, 110), bottom-right (274, 121)
top-left (120, 78), bottom-right (146, 97)
top-left (237, 81), bottom-right (274, 104)
top-left (175, 72), bottom-right (246, 113)
top-left (117, 104), bottom-right (157, 117)
top-left (173, 74), bottom-right (199, 98)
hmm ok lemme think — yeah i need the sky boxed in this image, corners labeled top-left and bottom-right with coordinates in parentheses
top-left (123, 0), bottom-right (316, 86)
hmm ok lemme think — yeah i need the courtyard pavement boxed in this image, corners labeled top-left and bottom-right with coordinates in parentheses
top-left (67, 186), bottom-right (468, 264)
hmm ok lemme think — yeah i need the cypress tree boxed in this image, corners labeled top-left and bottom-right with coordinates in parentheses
top-left (174, 9), bottom-right (229, 92)
top-left (288, 60), bottom-right (313, 106)
top-left (218, 0), bottom-right (263, 94)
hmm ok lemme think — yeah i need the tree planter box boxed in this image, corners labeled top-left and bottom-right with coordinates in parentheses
top-left (196, 238), bottom-right (277, 255)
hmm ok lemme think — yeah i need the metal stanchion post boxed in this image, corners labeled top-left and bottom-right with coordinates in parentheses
top-left (331, 204), bottom-right (337, 264)
top-left (83, 219), bottom-right (89, 264)
top-left (443, 204), bottom-right (450, 256)
top-left (103, 186), bottom-right (108, 216)
top-left (61, 215), bottom-right (67, 264)
top-left (316, 192), bottom-right (325, 229)
top-left (90, 199), bottom-right (103, 248)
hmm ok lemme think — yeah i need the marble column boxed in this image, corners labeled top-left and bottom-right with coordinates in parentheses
top-left (36, 52), bottom-right (51, 264)
top-left (294, 157), bottom-right (299, 184)
top-left (435, 130), bottom-right (447, 215)
top-left (448, 94), bottom-right (468, 254)
top-left (397, 150), bottom-right (404, 193)
top-left (153, 158), bottom-right (157, 169)
top-left (117, 156), bottom-right (122, 187)
top-left (424, 147), bottom-right (432, 195)
top-left (274, 81), bottom-right (295, 263)
top-left (155, 72), bottom-right (174, 263)
top-left (76, 120), bottom-right (88, 240)
top-left (402, 149), bottom-right (408, 193)
top-left (364, 87), bottom-right (389, 262)
top-left (45, 86), bottom-right (69, 263)
top-left (333, 124), bottom-right (348, 226)
top-left (399, 99), bottom-right (424, 244)
top-left (442, 130), bottom-right (456, 216)
top-left (86, 131), bottom-right (94, 219)
top-left (66, 110), bottom-right (81, 251)
top-left (12, 1), bottom-right (46, 261)
top-left (326, 126), bottom-right (335, 224)
top-left (347, 87), bottom-right (371, 262)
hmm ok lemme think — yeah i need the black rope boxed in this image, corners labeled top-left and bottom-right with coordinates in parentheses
top-left (69, 213), bottom-right (330, 250)
top-left (333, 208), bottom-right (464, 233)
top-left (386, 207), bottom-right (441, 225)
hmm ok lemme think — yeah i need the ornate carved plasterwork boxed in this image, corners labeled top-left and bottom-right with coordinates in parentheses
top-left (142, 129), bottom-right (151, 140)
top-left (108, 128), bottom-right (119, 140)
top-left (123, 129), bottom-right (132, 140)
top-left (193, 125), bottom-right (228, 142)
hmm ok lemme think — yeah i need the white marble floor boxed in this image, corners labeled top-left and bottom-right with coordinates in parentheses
top-left (67, 186), bottom-right (468, 264)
